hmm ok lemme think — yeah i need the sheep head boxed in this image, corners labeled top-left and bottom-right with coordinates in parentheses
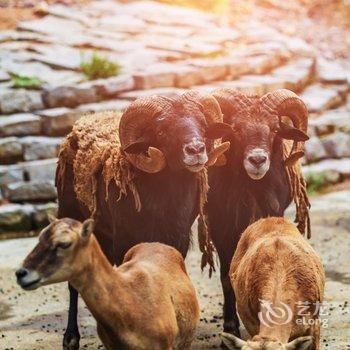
top-left (207, 88), bottom-right (309, 180)
top-left (119, 92), bottom-right (230, 173)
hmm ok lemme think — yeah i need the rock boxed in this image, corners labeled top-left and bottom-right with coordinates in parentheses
top-left (81, 75), bottom-right (135, 97)
top-left (0, 203), bottom-right (33, 233)
top-left (20, 136), bottom-right (62, 161)
top-left (22, 158), bottom-right (57, 182)
top-left (0, 30), bottom-right (50, 43)
top-left (318, 59), bottom-right (349, 84)
top-left (98, 14), bottom-right (146, 34)
top-left (188, 58), bottom-right (228, 83)
top-left (303, 159), bottom-right (350, 183)
top-left (309, 190), bottom-right (350, 213)
top-left (0, 70), bottom-right (10, 82)
top-left (2, 61), bottom-right (83, 88)
top-left (143, 34), bottom-right (221, 56)
top-left (0, 113), bottom-right (42, 137)
top-left (133, 65), bottom-right (176, 90)
top-left (0, 89), bottom-right (44, 114)
top-left (271, 58), bottom-right (315, 91)
top-left (309, 109), bottom-right (350, 136)
top-left (18, 15), bottom-right (84, 36)
top-left (225, 56), bottom-right (252, 78)
top-left (216, 79), bottom-right (265, 96)
top-left (322, 132), bottom-right (350, 158)
top-left (191, 84), bottom-right (217, 93)
top-left (43, 84), bottom-right (99, 109)
top-left (174, 65), bottom-right (204, 88)
top-left (246, 54), bottom-right (281, 74)
top-left (118, 87), bottom-right (188, 100)
top-left (77, 99), bottom-right (130, 113)
top-left (2, 181), bottom-right (57, 202)
top-left (31, 44), bottom-right (83, 70)
top-left (0, 164), bottom-right (23, 186)
top-left (37, 107), bottom-right (82, 136)
top-left (304, 136), bottom-right (327, 163)
top-left (301, 84), bottom-right (345, 112)
top-left (0, 137), bottom-right (23, 164)
top-left (284, 37), bottom-right (314, 57)
top-left (32, 202), bottom-right (57, 229)
top-left (239, 75), bottom-right (287, 94)
top-left (45, 4), bottom-right (91, 25)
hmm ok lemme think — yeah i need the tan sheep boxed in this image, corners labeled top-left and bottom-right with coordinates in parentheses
top-left (16, 217), bottom-right (200, 350)
top-left (222, 217), bottom-right (325, 350)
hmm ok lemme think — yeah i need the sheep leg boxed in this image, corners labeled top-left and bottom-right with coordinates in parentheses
top-left (311, 322), bottom-right (321, 350)
top-left (63, 284), bottom-right (80, 350)
top-left (97, 323), bottom-right (116, 350)
top-left (220, 260), bottom-right (241, 338)
top-left (211, 229), bottom-right (241, 341)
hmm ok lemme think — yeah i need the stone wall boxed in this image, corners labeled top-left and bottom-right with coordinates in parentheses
top-left (0, 0), bottom-right (349, 234)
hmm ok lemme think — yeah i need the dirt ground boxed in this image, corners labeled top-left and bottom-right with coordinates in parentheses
top-left (0, 189), bottom-right (350, 349)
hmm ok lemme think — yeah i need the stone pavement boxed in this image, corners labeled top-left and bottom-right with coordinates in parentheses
top-left (0, 190), bottom-right (349, 349)
top-left (0, 0), bottom-right (349, 234)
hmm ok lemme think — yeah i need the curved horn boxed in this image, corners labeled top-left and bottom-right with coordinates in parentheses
top-left (183, 90), bottom-right (223, 125)
top-left (183, 90), bottom-right (232, 167)
top-left (261, 89), bottom-right (308, 166)
top-left (212, 88), bottom-right (254, 122)
top-left (119, 96), bottom-right (170, 173)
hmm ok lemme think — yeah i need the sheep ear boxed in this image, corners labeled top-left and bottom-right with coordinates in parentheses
top-left (286, 336), bottom-right (313, 350)
top-left (47, 213), bottom-right (57, 223)
top-left (81, 219), bottom-right (95, 238)
top-left (220, 333), bottom-right (246, 349)
top-left (278, 122), bottom-right (309, 142)
top-left (206, 122), bottom-right (233, 139)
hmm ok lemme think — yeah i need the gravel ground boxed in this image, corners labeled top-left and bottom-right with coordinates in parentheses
top-left (0, 190), bottom-right (350, 349)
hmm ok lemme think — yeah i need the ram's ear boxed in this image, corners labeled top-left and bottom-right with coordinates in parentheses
top-left (278, 122), bottom-right (309, 142)
top-left (206, 122), bottom-right (233, 139)
top-left (123, 139), bottom-right (150, 154)
top-left (47, 213), bottom-right (57, 223)
top-left (81, 219), bottom-right (94, 238)
top-left (220, 333), bottom-right (246, 349)
top-left (286, 336), bottom-right (313, 350)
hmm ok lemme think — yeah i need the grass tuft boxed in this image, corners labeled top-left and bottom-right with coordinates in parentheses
top-left (306, 172), bottom-right (327, 194)
top-left (10, 73), bottom-right (42, 89)
top-left (80, 53), bottom-right (121, 80)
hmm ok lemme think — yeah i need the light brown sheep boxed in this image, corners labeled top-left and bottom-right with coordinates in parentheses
top-left (16, 218), bottom-right (200, 350)
top-left (222, 217), bottom-right (325, 350)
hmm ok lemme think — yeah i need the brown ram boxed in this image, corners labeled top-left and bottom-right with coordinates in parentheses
top-left (203, 89), bottom-right (310, 337)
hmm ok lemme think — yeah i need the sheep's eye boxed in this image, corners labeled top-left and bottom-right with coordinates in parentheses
top-left (56, 242), bottom-right (71, 250)
top-left (273, 128), bottom-right (279, 133)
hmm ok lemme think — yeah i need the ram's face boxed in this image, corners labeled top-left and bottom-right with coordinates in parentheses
top-left (16, 219), bottom-right (92, 290)
top-left (153, 105), bottom-right (209, 172)
top-left (234, 118), bottom-right (277, 180)
top-left (124, 102), bottom-right (210, 172)
top-left (218, 114), bottom-right (308, 181)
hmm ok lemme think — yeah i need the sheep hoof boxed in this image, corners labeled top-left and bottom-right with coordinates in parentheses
top-left (223, 321), bottom-right (241, 338)
top-left (63, 334), bottom-right (80, 350)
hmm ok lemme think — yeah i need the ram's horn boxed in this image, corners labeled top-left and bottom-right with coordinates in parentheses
top-left (119, 97), bottom-right (171, 173)
top-left (206, 142), bottom-right (230, 167)
top-left (184, 91), bottom-right (231, 167)
top-left (261, 89), bottom-right (308, 166)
